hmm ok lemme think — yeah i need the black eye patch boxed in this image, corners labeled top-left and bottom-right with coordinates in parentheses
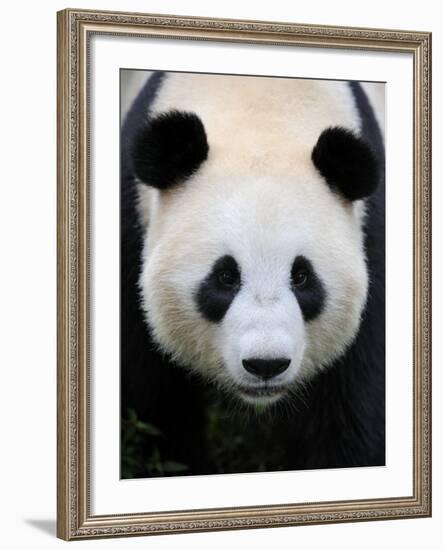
top-left (291, 256), bottom-right (326, 322)
top-left (196, 255), bottom-right (241, 323)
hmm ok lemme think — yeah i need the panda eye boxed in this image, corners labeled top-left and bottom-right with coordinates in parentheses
top-left (292, 268), bottom-right (309, 288)
top-left (217, 269), bottom-right (240, 289)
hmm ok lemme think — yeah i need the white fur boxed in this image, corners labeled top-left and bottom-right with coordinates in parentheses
top-left (137, 74), bottom-right (369, 405)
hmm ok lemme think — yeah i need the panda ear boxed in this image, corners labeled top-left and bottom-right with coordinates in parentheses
top-left (311, 127), bottom-right (379, 201)
top-left (131, 110), bottom-right (209, 190)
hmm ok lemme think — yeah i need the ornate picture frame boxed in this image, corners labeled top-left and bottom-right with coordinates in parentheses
top-left (57, 8), bottom-right (431, 540)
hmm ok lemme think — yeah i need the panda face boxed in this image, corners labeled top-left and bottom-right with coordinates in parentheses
top-left (139, 166), bottom-right (369, 406)
top-left (133, 76), bottom-right (379, 407)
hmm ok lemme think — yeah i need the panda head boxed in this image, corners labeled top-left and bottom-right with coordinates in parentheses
top-left (133, 109), bottom-right (379, 406)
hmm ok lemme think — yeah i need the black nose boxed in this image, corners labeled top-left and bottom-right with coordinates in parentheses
top-left (242, 358), bottom-right (291, 380)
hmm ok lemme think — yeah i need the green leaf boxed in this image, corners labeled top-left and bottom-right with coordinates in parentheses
top-left (124, 456), bottom-right (139, 467)
top-left (127, 408), bottom-right (138, 423)
top-left (136, 421), bottom-right (162, 437)
top-left (161, 461), bottom-right (189, 473)
top-left (125, 425), bottom-right (136, 440)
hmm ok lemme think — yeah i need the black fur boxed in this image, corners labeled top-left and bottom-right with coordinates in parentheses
top-left (196, 255), bottom-right (242, 323)
top-left (312, 126), bottom-right (379, 201)
top-left (291, 256), bottom-right (326, 322)
top-left (132, 110), bottom-right (209, 190)
top-left (121, 74), bottom-right (385, 476)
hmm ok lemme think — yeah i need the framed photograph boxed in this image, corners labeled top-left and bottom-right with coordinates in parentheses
top-left (57, 8), bottom-right (431, 540)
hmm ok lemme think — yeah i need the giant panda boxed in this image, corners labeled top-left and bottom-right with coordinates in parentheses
top-left (121, 71), bottom-right (385, 477)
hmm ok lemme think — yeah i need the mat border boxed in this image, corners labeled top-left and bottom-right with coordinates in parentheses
top-left (57, 8), bottom-right (432, 540)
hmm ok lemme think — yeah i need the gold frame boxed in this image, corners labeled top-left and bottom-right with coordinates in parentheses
top-left (57, 8), bottom-right (432, 540)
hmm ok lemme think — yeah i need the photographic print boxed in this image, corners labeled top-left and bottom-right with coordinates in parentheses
top-left (57, 9), bottom-right (430, 539)
top-left (120, 70), bottom-right (386, 479)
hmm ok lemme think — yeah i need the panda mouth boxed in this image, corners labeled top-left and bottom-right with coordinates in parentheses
top-left (237, 384), bottom-right (287, 399)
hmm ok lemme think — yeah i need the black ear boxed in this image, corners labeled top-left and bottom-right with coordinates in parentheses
top-left (311, 127), bottom-right (379, 201)
top-left (131, 110), bottom-right (209, 190)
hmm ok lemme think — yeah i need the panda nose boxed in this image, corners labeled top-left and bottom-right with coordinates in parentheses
top-left (242, 358), bottom-right (291, 380)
